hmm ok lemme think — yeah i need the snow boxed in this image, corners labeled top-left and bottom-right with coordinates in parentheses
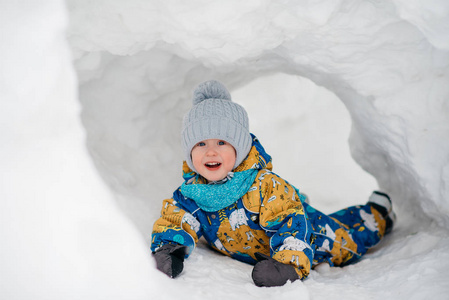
top-left (1, 0), bottom-right (449, 299)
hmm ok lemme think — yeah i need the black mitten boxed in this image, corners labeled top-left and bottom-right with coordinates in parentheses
top-left (153, 244), bottom-right (188, 278)
top-left (251, 252), bottom-right (299, 287)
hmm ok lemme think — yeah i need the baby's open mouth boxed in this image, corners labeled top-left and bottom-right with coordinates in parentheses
top-left (205, 162), bottom-right (221, 169)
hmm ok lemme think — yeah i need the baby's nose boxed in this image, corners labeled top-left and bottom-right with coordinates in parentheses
top-left (206, 146), bottom-right (218, 155)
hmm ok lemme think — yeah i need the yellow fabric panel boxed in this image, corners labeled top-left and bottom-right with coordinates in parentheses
top-left (234, 146), bottom-right (273, 173)
top-left (152, 198), bottom-right (199, 244)
top-left (328, 228), bottom-right (358, 266)
top-left (241, 174), bottom-right (263, 213)
top-left (370, 206), bottom-right (387, 237)
top-left (258, 172), bottom-right (305, 229)
top-left (273, 250), bottom-right (311, 279)
top-left (215, 222), bottom-right (270, 258)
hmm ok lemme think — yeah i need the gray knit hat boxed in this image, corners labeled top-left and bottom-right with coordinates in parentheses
top-left (181, 80), bottom-right (252, 172)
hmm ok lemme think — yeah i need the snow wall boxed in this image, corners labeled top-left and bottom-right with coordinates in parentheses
top-left (69, 0), bottom-right (449, 227)
top-left (1, 0), bottom-right (449, 299)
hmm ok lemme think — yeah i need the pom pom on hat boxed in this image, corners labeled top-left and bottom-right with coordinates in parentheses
top-left (193, 80), bottom-right (232, 105)
top-left (181, 80), bottom-right (252, 173)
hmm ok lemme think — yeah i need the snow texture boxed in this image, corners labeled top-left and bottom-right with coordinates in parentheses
top-left (1, 0), bottom-right (449, 299)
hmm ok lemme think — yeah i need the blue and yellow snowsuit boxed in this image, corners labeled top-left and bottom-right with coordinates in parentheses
top-left (151, 135), bottom-right (389, 279)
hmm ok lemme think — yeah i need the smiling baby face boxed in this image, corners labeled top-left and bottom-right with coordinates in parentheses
top-left (191, 139), bottom-right (236, 182)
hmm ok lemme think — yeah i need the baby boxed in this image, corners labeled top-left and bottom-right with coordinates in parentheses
top-left (151, 80), bottom-right (395, 287)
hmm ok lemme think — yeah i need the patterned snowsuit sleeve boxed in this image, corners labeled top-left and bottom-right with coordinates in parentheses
top-left (258, 172), bottom-right (314, 280)
top-left (151, 189), bottom-right (202, 257)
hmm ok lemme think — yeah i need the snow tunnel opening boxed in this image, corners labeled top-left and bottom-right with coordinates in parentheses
top-left (233, 73), bottom-right (378, 213)
top-left (78, 52), bottom-right (379, 237)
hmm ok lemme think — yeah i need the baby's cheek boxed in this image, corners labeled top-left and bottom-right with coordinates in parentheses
top-left (191, 151), bottom-right (202, 166)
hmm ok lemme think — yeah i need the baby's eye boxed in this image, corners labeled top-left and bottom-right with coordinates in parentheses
top-left (218, 140), bottom-right (226, 145)
top-left (197, 142), bottom-right (206, 147)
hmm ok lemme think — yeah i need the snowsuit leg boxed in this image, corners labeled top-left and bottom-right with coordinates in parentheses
top-left (304, 202), bottom-right (387, 267)
top-left (329, 204), bottom-right (388, 257)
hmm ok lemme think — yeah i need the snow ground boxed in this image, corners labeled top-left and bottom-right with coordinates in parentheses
top-left (1, 1), bottom-right (449, 299)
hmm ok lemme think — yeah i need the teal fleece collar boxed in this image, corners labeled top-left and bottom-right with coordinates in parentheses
top-left (181, 169), bottom-right (259, 212)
